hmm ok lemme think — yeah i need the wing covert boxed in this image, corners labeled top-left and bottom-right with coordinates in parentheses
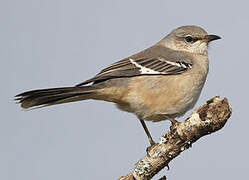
top-left (76, 46), bottom-right (193, 86)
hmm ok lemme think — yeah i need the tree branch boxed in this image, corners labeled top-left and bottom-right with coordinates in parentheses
top-left (119, 96), bottom-right (232, 180)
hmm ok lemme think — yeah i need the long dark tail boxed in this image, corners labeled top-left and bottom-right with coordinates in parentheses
top-left (15, 86), bottom-right (100, 109)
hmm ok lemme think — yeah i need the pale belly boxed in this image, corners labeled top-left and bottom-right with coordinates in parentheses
top-left (117, 71), bottom-right (207, 122)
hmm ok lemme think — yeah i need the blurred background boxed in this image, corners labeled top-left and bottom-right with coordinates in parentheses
top-left (1, 0), bottom-right (248, 179)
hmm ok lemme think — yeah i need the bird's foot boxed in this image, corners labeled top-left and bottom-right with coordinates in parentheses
top-left (146, 141), bottom-right (157, 156)
top-left (169, 119), bottom-right (180, 131)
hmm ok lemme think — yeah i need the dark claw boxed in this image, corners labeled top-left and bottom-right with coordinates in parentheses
top-left (169, 119), bottom-right (180, 131)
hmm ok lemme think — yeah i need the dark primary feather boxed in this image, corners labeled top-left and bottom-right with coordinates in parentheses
top-left (76, 45), bottom-right (193, 86)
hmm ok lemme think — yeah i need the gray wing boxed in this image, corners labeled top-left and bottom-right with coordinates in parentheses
top-left (76, 46), bottom-right (193, 86)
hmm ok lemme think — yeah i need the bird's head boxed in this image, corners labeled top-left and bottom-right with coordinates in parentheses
top-left (159, 25), bottom-right (221, 55)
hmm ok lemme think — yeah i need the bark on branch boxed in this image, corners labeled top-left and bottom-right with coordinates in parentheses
top-left (119, 96), bottom-right (232, 180)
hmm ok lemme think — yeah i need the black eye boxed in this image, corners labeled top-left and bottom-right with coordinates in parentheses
top-left (184, 36), bottom-right (193, 43)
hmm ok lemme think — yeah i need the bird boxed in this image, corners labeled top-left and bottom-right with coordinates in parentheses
top-left (15, 25), bottom-right (221, 146)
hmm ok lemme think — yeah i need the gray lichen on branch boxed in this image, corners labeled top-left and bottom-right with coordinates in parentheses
top-left (119, 96), bottom-right (232, 180)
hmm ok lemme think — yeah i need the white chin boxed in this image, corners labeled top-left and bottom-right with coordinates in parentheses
top-left (189, 42), bottom-right (208, 54)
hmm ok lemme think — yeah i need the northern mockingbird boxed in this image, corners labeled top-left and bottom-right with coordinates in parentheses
top-left (15, 25), bottom-right (221, 146)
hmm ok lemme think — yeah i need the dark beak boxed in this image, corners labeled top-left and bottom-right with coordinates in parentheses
top-left (204, 34), bottom-right (221, 42)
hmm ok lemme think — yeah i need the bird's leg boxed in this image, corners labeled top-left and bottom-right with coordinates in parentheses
top-left (169, 118), bottom-right (180, 131)
top-left (139, 119), bottom-right (155, 146)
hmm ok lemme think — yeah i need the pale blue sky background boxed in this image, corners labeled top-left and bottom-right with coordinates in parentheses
top-left (1, 0), bottom-right (248, 179)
